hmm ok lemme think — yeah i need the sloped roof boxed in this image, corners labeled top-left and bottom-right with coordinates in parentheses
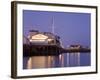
top-left (31, 34), bottom-right (48, 40)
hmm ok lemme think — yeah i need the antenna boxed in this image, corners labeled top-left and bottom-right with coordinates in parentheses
top-left (52, 16), bottom-right (55, 34)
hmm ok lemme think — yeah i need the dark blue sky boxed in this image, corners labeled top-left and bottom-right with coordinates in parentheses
top-left (23, 10), bottom-right (91, 47)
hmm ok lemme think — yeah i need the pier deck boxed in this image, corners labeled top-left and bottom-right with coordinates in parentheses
top-left (23, 44), bottom-right (90, 56)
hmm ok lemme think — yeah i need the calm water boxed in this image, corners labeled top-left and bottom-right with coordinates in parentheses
top-left (23, 52), bottom-right (90, 69)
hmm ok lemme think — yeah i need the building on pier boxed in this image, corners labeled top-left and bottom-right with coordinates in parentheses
top-left (27, 30), bottom-right (61, 46)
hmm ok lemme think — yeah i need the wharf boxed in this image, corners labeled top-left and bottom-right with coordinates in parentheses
top-left (23, 44), bottom-right (90, 56)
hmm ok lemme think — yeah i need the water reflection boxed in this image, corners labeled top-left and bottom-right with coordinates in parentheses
top-left (23, 52), bottom-right (90, 69)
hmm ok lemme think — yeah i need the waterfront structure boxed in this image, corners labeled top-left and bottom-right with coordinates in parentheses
top-left (27, 30), bottom-right (61, 46)
top-left (23, 30), bottom-right (62, 56)
top-left (23, 31), bottom-right (90, 56)
top-left (23, 17), bottom-right (90, 56)
top-left (69, 45), bottom-right (82, 49)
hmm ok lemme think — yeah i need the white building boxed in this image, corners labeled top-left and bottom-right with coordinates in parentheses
top-left (27, 30), bottom-right (60, 46)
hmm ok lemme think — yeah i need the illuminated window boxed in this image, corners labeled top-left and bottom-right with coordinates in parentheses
top-left (31, 34), bottom-right (48, 40)
top-left (30, 34), bottom-right (49, 42)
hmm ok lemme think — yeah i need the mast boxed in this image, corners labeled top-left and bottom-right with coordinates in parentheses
top-left (52, 16), bottom-right (55, 34)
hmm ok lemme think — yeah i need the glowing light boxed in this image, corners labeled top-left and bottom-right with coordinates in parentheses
top-left (47, 39), bottom-right (53, 42)
top-left (59, 54), bottom-right (62, 60)
top-left (31, 34), bottom-right (48, 40)
top-left (29, 34), bottom-right (49, 42)
top-left (29, 39), bottom-right (46, 42)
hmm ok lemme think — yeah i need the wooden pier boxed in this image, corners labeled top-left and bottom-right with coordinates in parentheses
top-left (23, 44), bottom-right (90, 56)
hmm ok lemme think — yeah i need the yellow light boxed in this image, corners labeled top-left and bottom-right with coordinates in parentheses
top-left (30, 39), bottom-right (46, 42)
top-left (47, 39), bottom-right (53, 42)
top-left (31, 34), bottom-right (48, 40)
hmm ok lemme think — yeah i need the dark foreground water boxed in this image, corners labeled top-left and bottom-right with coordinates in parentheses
top-left (23, 52), bottom-right (90, 69)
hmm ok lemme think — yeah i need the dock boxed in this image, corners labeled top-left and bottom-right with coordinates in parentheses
top-left (23, 44), bottom-right (90, 56)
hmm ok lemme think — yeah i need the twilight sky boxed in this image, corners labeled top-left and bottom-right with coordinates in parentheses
top-left (23, 10), bottom-right (91, 47)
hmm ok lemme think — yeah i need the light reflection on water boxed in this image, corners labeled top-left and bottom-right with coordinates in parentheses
top-left (23, 52), bottom-right (90, 69)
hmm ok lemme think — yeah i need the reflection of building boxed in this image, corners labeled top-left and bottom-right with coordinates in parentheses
top-left (27, 56), bottom-right (54, 69)
top-left (27, 30), bottom-right (61, 46)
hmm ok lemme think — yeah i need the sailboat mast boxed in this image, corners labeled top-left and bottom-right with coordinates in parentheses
top-left (52, 16), bottom-right (54, 34)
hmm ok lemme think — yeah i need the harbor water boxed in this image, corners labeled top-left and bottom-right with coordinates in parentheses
top-left (23, 52), bottom-right (90, 69)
